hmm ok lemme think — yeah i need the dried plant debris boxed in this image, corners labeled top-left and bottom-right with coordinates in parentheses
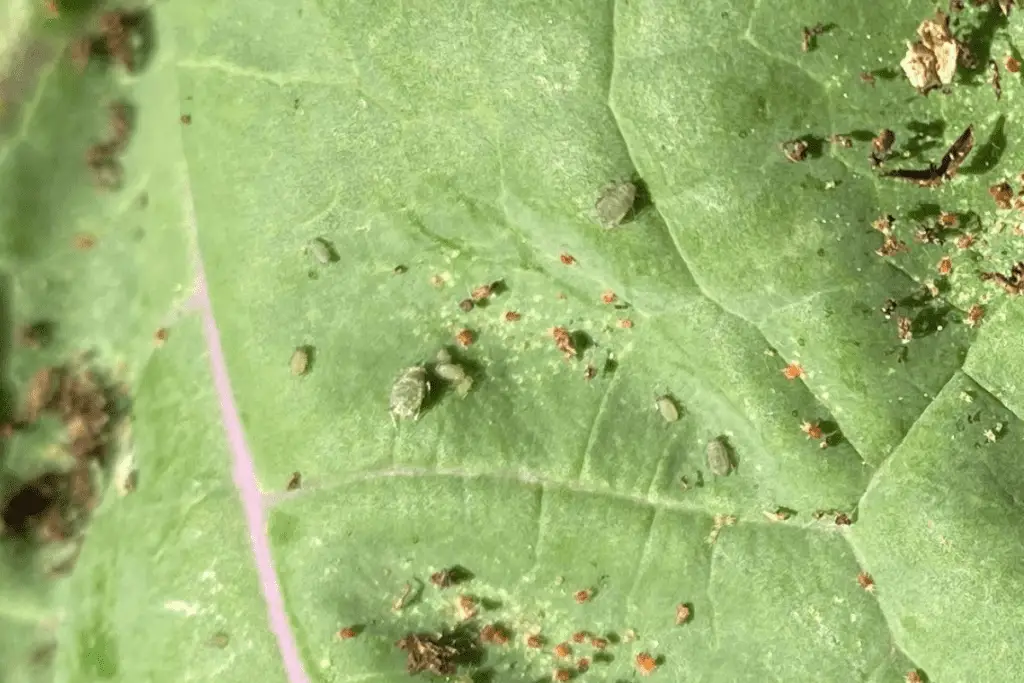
top-left (781, 138), bottom-right (809, 162)
top-left (870, 129), bottom-right (895, 166)
top-left (897, 316), bottom-right (914, 343)
top-left (980, 261), bottom-right (1024, 294)
top-left (990, 60), bottom-right (1002, 99)
top-left (1005, 54), bottom-right (1021, 73)
top-left (395, 632), bottom-right (463, 676)
top-left (989, 181), bottom-right (1014, 209)
top-left (595, 180), bottom-right (637, 228)
top-left (900, 11), bottom-right (958, 94)
top-left (706, 514), bottom-right (736, 545)
top-left (876, 235), bottom-right (909, 257)
top-left (800, 23), bottom-right (830, 52)
top-left (881, 125), bottom-right (974, 187)
top-left (286, 472), bottom-right (302, 491)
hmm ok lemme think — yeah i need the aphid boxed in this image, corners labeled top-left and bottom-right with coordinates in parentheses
top-left (989, 181), bottom-right (1014, 209)
top-left (309, 237), bottom-right (332, 265)
top-left (573, 588), bottom-right (592, 604)
top-left (455, 595), bottom-right (477, 620)
top-left (553, 642), bottom-right (572, 658)
top-left (635, 652), bottom-right (657, 676)
top-left (800, 421), bottom-right (823, 440)
top-left (560, 253), bottom-right (577, 266)
top-left (180, 114), bottom-right (192, 125)
top-left (800, 22), bottom-right (828, 52)
top-left (871, 129), bottom-right (895, 164)
top-left (154, 328), bottom-right (168, 346)
top-left (881, 298), bottom-right (898, 319)
top-left (595, 179), bottom-right (637, 228)
top-left (458, 298), bottom-right (474, 312)
top-left (876, 235), bottom-right (909, 257)
top-left (937, 255), bottom-right (952, 275)
top-left (337, 626), bottom-right (358, 639)
top-left (706, 438), bottom-right (732, 476)
top-left (857, 571), bottom-right (875, 592)
top-left (435, 362), bottom-right (468, 383)
top-left (455, 328), bottom-right (474, 347)
top-left (781, 138), bottom-right (809, 162)
top-left (503, 310), bottom-right (521, 322)
top-left (525, 634), bottom-right (543, 648)
top-left (782, 362), bottom-right (803, 380)
top-left (1005, 55), bottom-right (1021, 73)
top-left (906, 671), bottom-right (924, 683)
top-left (618, 318), bottom-right (633, 329)
top-left (955, 234), bottom-right (974, 249)
top-left (965, 304), bottom-right (984, 328)
top-left (290, 347), bottom-right (309, 375)
top-left (881, 126), bottom-right (974, 187)
top-left (601, 290), bottom-right (617, 304)
top-left (897, 317), bottom-right (913, 343)
top-left (826, 133), bottom-right (852, 148)
top-left (675, 603), bottom-right (691, 625)
top-left (990, 59), bottom-right (1002, 99)
top-left (590, 637), bottom-right (608, 650)
top-left (552, 669), bottom-right (572, 683)
top-left (389, 365), bottom-right (429, 423)
top-left (654, 394), bottom-right (681, 423)
top-left (286, 471), bottom-right (302, 491)
top-left (571, 631), bottom-right (588, 644)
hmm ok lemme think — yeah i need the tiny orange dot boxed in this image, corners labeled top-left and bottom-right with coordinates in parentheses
top-left (617, 319), bottom-right (633, 329)
top-left (503, 310), bottom-right (521, 322)
top-left (337, 627), bottom-right (357, 639)
top-left (553, 642), bottom-right (572, 658)
top-left (560, 253), bottom-right (577, 266)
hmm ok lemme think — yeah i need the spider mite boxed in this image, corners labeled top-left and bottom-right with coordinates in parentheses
top-left (480, 624), bottom-right (508, 645)
top-left (456, 595), bottom-right (477, 620)
top-left (458, 298), bottom-right (474, 312)
top-left (1005, 54), bottom-right (1021, 73)
top-left (337, 626), bottom-right (358, 639)
top-left (675, 603), bottom-right (691, 625)
top-left (560, 253), bottom-right (577, 266)
top-left (956, 234), bottom-right (974, 249)
top-left (834, 512), bottom-right (852, 525)
top-left (154, 328), bottom-right (168, 346)
top-left (590, 636), bottom-right (608, 649)
top-left (503, 310), bottom-right (521, 322)
top-left (800, 421), bottom-right (823, 439)
top-left (525, 634), bottom-right (543, 648)
top-left (618, 318), bottom-right (634, 329)
top-left (552, 669), bottom-right (572, 683)
top-left (471, 283), bottom-right (493, 301)
top-left (551, 326), bottom-right (576, 358)
top-left (859, 71), bottom-right (876, 86)
top-left (857, 572), bottom-right (875, 592)
top-left (180, 114), bottom-right (192, 125)
top-left (781, 138), bottom-right (809, 163)
top-left (571, 631), bottom-right (589, 644)
top-left (906, 671), bottom-right (924, 683)
top-left (938, 256), bottom-right (952, 275)
top-left (601, 290), bottom-right (617, 304)
top-left (635, 652), bottom-right (657, 676)
top-left (782, 362), bottom-right (804, 380)
top-left (576, 657), bottom-right (590, 673)
top-left (938, 211), bottom-right (957, 227)
top-left (965, 304), bottom-right (984, 327)
top-left (574, 588), bottom-right (592, 603)
top-left (455, 328), bottom-right (474, 347)
top-left (553, 642), bottom-right (572, 658)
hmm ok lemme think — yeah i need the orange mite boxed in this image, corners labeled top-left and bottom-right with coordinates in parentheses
top-left (576, 657), bottom-right (590, 673)
top-left (525, 634), bottom-right (543, 648)
top-left (782, 362), bottom-right (803, 380)
top-left (937, 256), bottom-right (952, 275)
top-left (906, 671), bottom-right (923, 683)
top-left (455, 328), bottom-right (474, 347)
top-left (553, 669), bottom-right (572, 682)
top-left (560, 253), bottom-right (577, 265)
top-left (503, 310), bottom-right (521, 322)
top-left (617, 319), bottom-right (633, 329)
top-left (857, 572), bottom-right (875, 592)
top-left (590, 637), bottom-right (608, 650)
top-left (337, 626), bottom-right (358, 639)
top-left (956, 234), bottom-right (974, 249)
top-left (635, 652), bottom-right (657, 676)
top-left (601, 290), bottom-right (617, 304)
top-left (938, 211), bottom-right (957, 226)
top-left (571, 631), bottom-right (588, 644)
top-left (553, 642), bottom-right (572, 658)
top-left (74, 233), bottom-right (97, 250)
top-left (154, 328), bottom-right (168, 346)
top-left (800, 421), bottom-right (823, 440)
top-left (573, 588), bottom-right (592, 603)
top-left (471, 284), bottom-right (493, 301)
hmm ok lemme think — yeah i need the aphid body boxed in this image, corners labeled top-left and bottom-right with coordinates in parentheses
top-left (309, 237), bottom-right (332, 264)
top-left (706, 438), bottom-right (732, 476)
top-left (389, 365), bottom-right (429, 423)
top-left (595, 180), bottom-right (637, 228)
top-left (654, 394), bottom-right (680, 423)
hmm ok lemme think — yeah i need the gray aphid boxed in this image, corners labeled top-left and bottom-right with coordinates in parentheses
top-left (595, 180), bottom-right (637, 228)
top-left (289, 347), bottom-right (309, 376)
top-left (389, 365), bottom-right (429, 422)
top-left (706, 438), bottom-right (732, 476)
top-left (654, 394), bottom-right (680, 423)
top-left (309, 237), bottom-right (332, 265)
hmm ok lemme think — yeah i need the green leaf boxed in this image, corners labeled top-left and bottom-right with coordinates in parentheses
top-left (7, 0), bottom-right (1024, 682)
